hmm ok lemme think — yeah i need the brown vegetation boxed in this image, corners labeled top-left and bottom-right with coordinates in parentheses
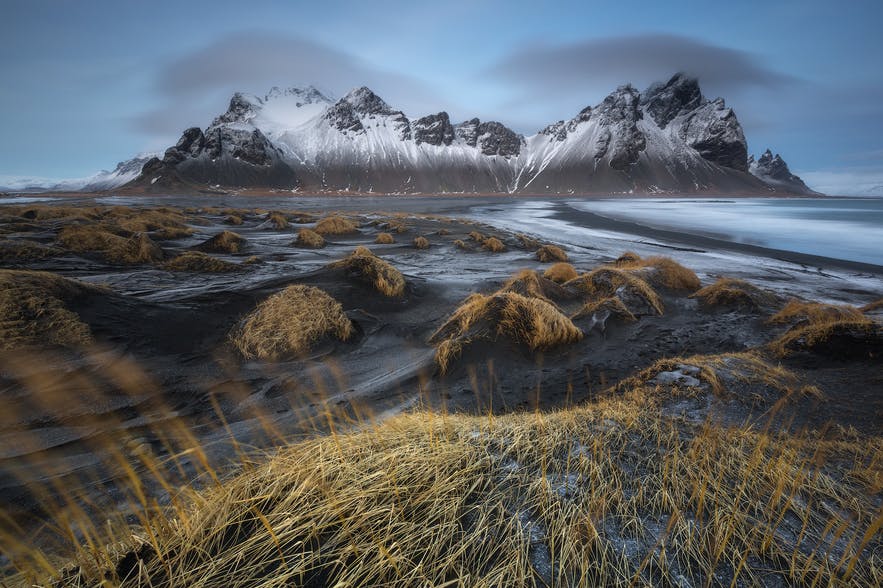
top-left (690, 277), bottom-right (778, 310)
top-left (565, 267), bottom-right (663, 315)
top-left (161, 251), bottom-right (239, 273)
top-left (0, 239), bottom-right (61, 262)
top-left (266, 212), bottom-right (290, 229)
top-left (482, 236), bottom-right (505, 252)
top-left (57, 226), bottom-right (164, 264)
top-left (194, 231), bottom-right (246, 254)
top-left (768, 299), bottom-right (866, 325)
top-left (613, 254), bottom-right (701, 291)
top-left (314, 215), bottom-right (358, 235)
top-left (230, 285), bottom-right (353, 360)
top-left (572, 296), bottom-right (637, 323)
top-left (293, 228), bottom-right (326, 249)
top-left (374, 232), bottom-right (395, 244)
top-left (514, 233), bottom-right (541, 250)
top-left (612, 251), bottom-right (641, 266)
top-left (468, 231), bottom-right (486, 242)
top-left (498, 269), bottom-right (570, 303)
top-left (412, 236), bottom-right (430, 249)
top-left (327, 247), bottom-right (406, 297)
top-left (535, 244), bottom-right (568, 263)
top-left (223, 215), bottom-right (243, 226)
top-left (862, 298), bottom-right (883, 312)
top-left (453, 239), bottom-right (470, 251)
top-left (430, 292), bottom-right (583, 372)
top-left (0, 270), bottom-right (103, 350)
top-left (542, 262), bottom-right (578, 284)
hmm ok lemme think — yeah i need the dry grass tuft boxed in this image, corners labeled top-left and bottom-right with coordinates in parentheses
top-left (315, 215), bottom-right (358, 235)
top-left (861, 298), bottom-right (883, 312)
top-left (266, 212), bottom-right (290, 229)
top-left (482, 236), bottom-right (505, 252)
top-left (223, 215), bottom-right (243, 226)
top-left (374, 232), bottom-right (395, 244)
top-left (536, 244), bottom-right (568, 263)
top-left (0, 239), bottom-right (61, 262)
top-left (0, 270), bottom-right (103, 350)
top-left (327, 247), bottom-right (406, 297)
top-left (230, 285), bottom-right (352, 360)
top-left (498, 269), bottom-right (570, 303)
top-left (768, 320), bottom-right (879, 358)
top-left (430, 291), bottom-right (583, 372)
top-left (515, 233), bottom-right (541, 250)
top-left (293, 228), bottom-right (326, 249)
top-left (435, 228), bottom-right (450, 236)
top-left (453, 239), bottom-right (470, 251)
top-left (768, 299), bottom-right (866, 325)
top-left (572, 296), bottom-right (637, 323)
top-left (543, 262), bottom-right (578, 284)
top-left (151, 226), bottom-right (193, 240)
top-left (161, 251), bottom-right (239, 273)
top-left (468, 231), bottom-right (486, 242)
top-left (194, 231), bottom-right (246, 254)
top-left (690, 277), bottom-right (778, 310)
top-left (566, 267), bottom-right (664, 315)
top-left (57, 226), bottom-right (164, 264)
top-left (412, 236), bottom-right (430, 249)
top-left (614, 254), bottom-right (701, 291)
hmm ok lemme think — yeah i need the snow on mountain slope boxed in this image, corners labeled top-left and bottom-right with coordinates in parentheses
top-left (123, 74), bottom-right (816, 195)
top-left (0, 153), bottom-right (160, 193)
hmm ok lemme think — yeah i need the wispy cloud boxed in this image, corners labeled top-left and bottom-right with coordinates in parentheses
top-left (799, 167), bottom-right (883, 196)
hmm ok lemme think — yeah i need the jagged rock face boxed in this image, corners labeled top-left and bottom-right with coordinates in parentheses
top-left (344, 86), bottom-right (394, 116)
top-left (594, 86), bottom-right (646, 170)
top-left (455, 118), bottom-right (480, 147)
top-left (641, 73), bottom-right (703, 128)
top-left (163, 128), bottom-right (205, 164)
top-left (476, 121), bottom-right (522, 157)
top-left (324, 100), bottom-right (365, 134)
top-left (678, 98), bottom-right (748, 172)
top-left (203, 127), bottom-right (279, 166)
top-left (213, 93), bottom-right (258, 126)
top-left (412, 112), bottom-right (455, 146)
top-left (749, 150), bottom-right (815, 194)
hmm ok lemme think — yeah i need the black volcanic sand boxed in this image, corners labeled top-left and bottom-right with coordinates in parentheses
top-left (0, 199), bottom-right (881, 540)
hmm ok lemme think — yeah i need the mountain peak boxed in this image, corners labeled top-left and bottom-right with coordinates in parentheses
top-left (264, 85), bottom-right (332, 104)
top-left (343, 86), bottom-right (393, 115)
top-left (641, 72), bottom-right (704, 128)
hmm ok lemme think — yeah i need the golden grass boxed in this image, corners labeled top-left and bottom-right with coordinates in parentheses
top-left (266, 212), bottom-right (290, 229)
top-left (768, 299), bottom-right (866, 325)
top-left (229, 285), bottom-right (353, 360)
top-left (57, 226), bottom-right (164, 264)
top-left (0, 270), bottom-right (103, 350)
top-left (161, 251), bottom-right (239, 273)
top-left (0, 239), bottom-right (60, 261)
top-left (572, 296), bottom-right (637, 323)
top-left (690, 277), bottom-right (778, 309)
top-left (543, 262), bottom-right (578, 284)
top-left (224, 215), bottom-right (244, 226)
top-left (374, 232), bottom-right (395, 244)
top-left (293, 228), bottom-right (326, 249)
top-left (107, 207), bottom-right (192, 234)
top-left (862, 298), bottom-right (883, 312)
top-left (430, 291), bottom-right (583, 372)
top-left (435, 228), bottom-right (450, 236)
top-left (498, 269), bottom-right (569, 303)
top-left (566, 267), bottom-right (664, 315)
top-left (613, 254), bottom-right (701, 291)
top-left (327, 247), bottom-right (406, 297)
top-left (412, 236), bottom-right (430, 249)
top-left (21, 391), bottom-right (881, 587)
top-left (314, 215), bottom-right (358, 235)
top-left (482, 236), bottom-right (505, 252)
top-left (194, 230), bottom-right (246, 254)
top-left (535, 244), bottom-right (568, 263)
top-left (151, 226), bottom-right (194, 240)
top-left (768, 320), bottom-right (879, 358)
top-left (515, 232), bottom-right (541, 250)
top-left (453, 239), bottom-right (470, 250)
top-left (468, 230), bottom-right (486, 242)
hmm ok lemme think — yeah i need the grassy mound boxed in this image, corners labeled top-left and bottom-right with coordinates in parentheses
top-left (498, 269), bottom-right (570, 303)
top-left (515, 233), bottom-right (541, 250)
top-left (453, 239), bottom-right (470, 251)
top-left (0, 270), bottom-right (103, 350)
top-left (543, 262), bottom-right (578, 284)
top-left (468, 230), bottom-right (486, 242)
top-left (690, 277), bottom-right (779, 310)
top-left (327, 247), bottom-right (406, 297)
top-left (57, 226), bottom-right (164, 264)
top-left (0, 239), bottom-right (61, 262)
top-left (482, 236), bottom-right (505, 252)
top-left (194, 231), bottom-right (246, 254)
top-left (223, 215), bottom-right (243, 226)
top-left (314, 215), bottom-right (358, 235)
top-left (293, 228), bottom-right (326, 249)
top-left (374, 232), bottom-right (395, 244)
top-left (265, 212), bottom-right (290, 229)
top-left (412, 236), bottom-right (430, 249)
top-left (230, 285), bottom-right (353, 360)
top-left (768, 320), bottom-right (880, 358)
top-left (429, 292), bottom-right (583, 372)
top-left (535, 244), bottom-right (568, 263)
top-left (613, 254), bottom-right (701, 291)
top-left (862, 298), bottom-right (883, 312)
top-left (31, 396), bottom-right (880, 587)
top-left (565, 268), bottom-right (663, 315)
top-left (572, 296), bottom-right (637, 323)
top-left (161, 251), bottom-right (239, 273)
top-left (768, 299), bottom-right (865, 325)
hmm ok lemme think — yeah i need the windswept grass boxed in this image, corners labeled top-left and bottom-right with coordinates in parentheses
top-left (327, 246), bottom-right (406, 297)
top-left (613, 254), bottom-right (701, 291)
top-left (482, 236), bottom-right (505, 252)
top-left (229, 284), bottom-right (353, 360)
top-left (572, 296), bottom-right (637, 323)
top-left (612, 251), bottom-right (641, 266)
top-left (690, 277), bottom-right (778, 310)
top-left (374, 232), bottom-right (395, 244)
top-left (58, 226), bottom-right (164, 264)
top-left (768, 320), bottom-right (880, 358)
top-left (565, 268), bottom-right (663, 315)
top-left (314, 215), bottom-right (358, 235)
top-left (265, 212), bottom-right (290, 230)
top-left (768, 299), bottom-right (866, 325)
top-left (194, 231), bottom-right (246, 254)
top-left (862, 298), bottom-right (883, 312)
top-left (412, 236), bottom-right (430, 249)
top-left (453, 239), bottom-right (470, 251)
top-left (430, 291), bottom-right (583, 372)
top-left (293, 228), bottom-right (326, 249)
top-left (0, 270), bottom-right (103, 350)
top-left (498, 269), bottom-right (570, 303)
top-left (468, 230), bottom-right (486, 242)
top-left (0, 239), bottom-right (61, 262)
top-left (515, 233), bottom-right (541, 250)
top-left (161, 251), bottom-right (239, 273)
top-left (536, 244), bottom-right (568, 263)
top-left (543, 262), bottom-right (578, 284)
top-left (223, 215), bottom-right (243, 226)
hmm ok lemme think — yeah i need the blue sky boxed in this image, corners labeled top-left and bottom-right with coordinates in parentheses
top-left (1, 0), bottom-right (882, 194)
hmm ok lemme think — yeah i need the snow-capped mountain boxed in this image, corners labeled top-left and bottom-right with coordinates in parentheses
top-left (0, 153), bottom-right (160, 193)
top-left (748, 149), bottom-right (818, 195)
top-left (70, 75), bottom-right (820, 195)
